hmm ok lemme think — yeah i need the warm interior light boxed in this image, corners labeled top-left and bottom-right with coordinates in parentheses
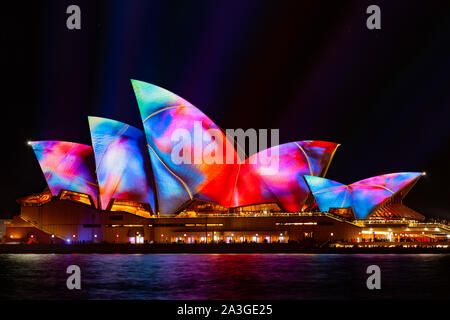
top-left (60, 190), bottom-right (92, 206)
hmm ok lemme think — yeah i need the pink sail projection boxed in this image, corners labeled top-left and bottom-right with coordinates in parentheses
top-left (30, 141), bottom-right (99, 207)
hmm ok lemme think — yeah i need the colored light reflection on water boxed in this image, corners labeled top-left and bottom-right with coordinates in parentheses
top-left (0, 253), bottom-right (449, 300)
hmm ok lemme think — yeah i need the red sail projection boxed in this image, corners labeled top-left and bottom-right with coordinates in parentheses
top-left (132, 79), bottom-right (239, 215)
top-left (233, 141), bottom-right (339, 211)
top-left (132, 79), bottom-right (339, 214)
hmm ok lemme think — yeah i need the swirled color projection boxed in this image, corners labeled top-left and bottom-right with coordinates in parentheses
top-left (304, 172), bottom-right (424, 219)
top-left (233, 141), bottom-right (339, 211)
top-left (132, 79), bottom-right (239, 215)
top-left (132, 79), bottom-right (340, 214)
top-left (30, 141), bottom-right (98, 207)
top-left (88, 116), bottom-right (156, 213)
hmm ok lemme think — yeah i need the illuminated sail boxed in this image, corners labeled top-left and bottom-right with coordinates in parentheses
top-left (304, 172), bottom-right (424, 219)
top-left (132, 79), bottom-right (239, 215)
top-left (88, 116), bottom-right (156, 213)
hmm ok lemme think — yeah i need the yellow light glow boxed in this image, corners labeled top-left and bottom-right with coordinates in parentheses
top-left (361, 230), bottom-right (389, 235)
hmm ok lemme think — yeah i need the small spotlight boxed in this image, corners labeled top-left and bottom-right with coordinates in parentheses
top-left (422, 172), bottom-right (427, 176)
top-left (27, 141), bottom-right (32, 146)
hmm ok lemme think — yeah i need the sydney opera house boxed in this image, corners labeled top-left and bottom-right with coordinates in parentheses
top-left (5, 80), bottom-right (450, 245)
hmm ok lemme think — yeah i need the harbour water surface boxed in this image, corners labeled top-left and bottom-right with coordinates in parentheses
top-left (0, 253), bottom-right (449, 300)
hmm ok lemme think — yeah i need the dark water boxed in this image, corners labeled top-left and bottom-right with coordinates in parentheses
top-left (0, 253), bottom-right (449, 300)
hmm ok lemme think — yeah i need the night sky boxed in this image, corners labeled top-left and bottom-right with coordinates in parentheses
top-left (2, 0), bottom-right (450, 218)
